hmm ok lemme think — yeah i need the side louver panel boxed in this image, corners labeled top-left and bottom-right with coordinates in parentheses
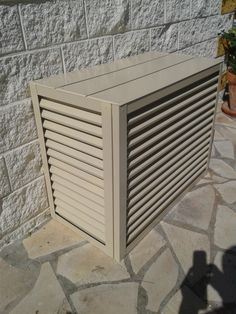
top-left (40, 99), bottom-right (106, 243)
top-left (126, 72), bottom-right (218, 246)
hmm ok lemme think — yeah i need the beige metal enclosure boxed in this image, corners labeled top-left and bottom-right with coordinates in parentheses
top-left (30, 52), bottom-right (221, 261)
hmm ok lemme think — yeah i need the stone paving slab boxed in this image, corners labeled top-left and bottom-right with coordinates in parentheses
top-left (23, 220), bottom-right (83, 259)
top-left (0, 257), bottom-right (38, 313)
top-left (127, 229), bottom-right (166, 274)
top-left (211, 144), bottom-right (216, 157)
top-left (214, 181), bottom-right (236, 204)
top-left (71, 283), bottom-right (139, 314)
top-left (10, 262), bottom-right (72, 314)
top-left (213, 129), bottom-right (224, 141)
top-left (211, 174), bottom-right (229, 183)
top-left (208, 250), bottom-right (236, 305)
top-left (0, 110), bottom-right (236, 313)
top-left (165, 185), bottom-right (215, 231)
top-left (214, 140), bottom-right (234, 159)
top-left (214, 205), bottom-right (236, 250)
top-left (57, 244), bottom-right (129, 285)
top-left (216, 125), bottom-right (236, 145)
top-left (142, 248), bottom-right (179, 311)
top-left (0, 242), bottom-right (40, 313)
top-left (209, 158), bottom-right (236, 179)
top-left (215, 112), bottom-right (236, 129)
top-left (161, 285), bottom-right (208, 314)
top-left (161, 222), bottom-right (210, 283)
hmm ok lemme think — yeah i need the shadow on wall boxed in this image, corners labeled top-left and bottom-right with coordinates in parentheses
top-left (179, 247), bottom-right (236, 314)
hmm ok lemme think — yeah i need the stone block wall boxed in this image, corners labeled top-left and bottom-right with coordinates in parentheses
top-left (0, 0), bottom-right (233, 248)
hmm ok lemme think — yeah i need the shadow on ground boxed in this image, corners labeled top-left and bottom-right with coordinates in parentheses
top-left (179, 247), bottom-right (236, 314)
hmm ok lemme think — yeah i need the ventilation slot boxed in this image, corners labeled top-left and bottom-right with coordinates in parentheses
top-left (40, 99), bottom-right (106, 243)
top-left (127, 74), bottom-right (218, 246)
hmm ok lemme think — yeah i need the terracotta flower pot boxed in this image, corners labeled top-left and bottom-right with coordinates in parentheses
top-left (221, 101), bottom-right (236, 117)
top-left (226, 70), bottom-right (236, 112)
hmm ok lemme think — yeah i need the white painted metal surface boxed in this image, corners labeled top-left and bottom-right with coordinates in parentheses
top-left (30, 52), bottom-right (221, 261)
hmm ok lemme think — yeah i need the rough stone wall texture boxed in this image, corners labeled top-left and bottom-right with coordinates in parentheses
top-left (0, 0), bottom-right (233, 248)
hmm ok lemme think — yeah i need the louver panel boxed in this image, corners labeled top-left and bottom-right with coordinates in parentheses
top-left (129, 119), bottom-right (213, 186)
top-left (127, 73), bottom-right (218, 246)
top-left (128, 150), bottom-right (209, 225)
top-left (127, 164), bottom-right (206, 244)
top-left (128, 140), bottom-right (210, 211)
top-left (128, 111), bottom-right (214, 181)
top-left (55, 205), bottom-right (105, 242)
top-left (40, 99), bottom-right (106, 243)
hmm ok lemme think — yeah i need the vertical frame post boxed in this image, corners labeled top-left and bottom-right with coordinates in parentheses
top-left (206, 63), bottom-right (223, 170)
top-left (30, 82), bottom-right (56, 218)
top-left (101, 103), bottom-right (114, 257)
top-left (112, 104), bottom-right (127, 261)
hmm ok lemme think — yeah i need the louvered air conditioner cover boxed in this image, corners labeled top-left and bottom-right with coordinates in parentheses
top-left (30, 52), bottom-right (221, 261)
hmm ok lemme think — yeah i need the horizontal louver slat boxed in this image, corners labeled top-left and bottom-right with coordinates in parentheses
top-left (128, 151), bottom-right (209, 223)
top-left (50, 166), bottom-right (104, 197)
top-left (43, 120), bottom-right (103, 148)
top-left (128, 75), bottom-right (218, 125)
top-left (128, 141), bottom-right (210, 209)
top-left (49, 157), bottom-right (104, 188)
top-left (47, 149), bottom-right (103, 179)
top-left (40, 99), bottom-right (102, 125)
top-left (128, 85), bottom-right (217, 139)
top-left (51, 174), bottom-right (104, 206)
top-left (53, 182), bottom-right (104, 214)
top-left (54, 190), bottom-right (104, 223)
top-left (45, 131), bottom-right (103, 159)
top-left (129, 122), bottom-right (212, 185)
top-left (128, 134), bottom-right (210, 200)
top-left (129, 104), bottom-right (214, 166)
top-left (128, 95), bottom-right (216, 153)
top-left (42, 110), bottom-right (102, 137)
top-left (56, 206), bottom-right (105, 242)
top-left (46, 140), bottom-right (103, 169)
top-left (54, 198), bottom-right (104, 230)
top-left (129, 107), bottom-right (215, 163)
top-left (127, 165), bottom-right (206, 244)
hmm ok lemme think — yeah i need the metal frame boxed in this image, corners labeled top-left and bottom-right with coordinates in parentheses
top-left (206, 63), bottom-right (223, 170)
top-left (112, 104), bottom-right (127, 261)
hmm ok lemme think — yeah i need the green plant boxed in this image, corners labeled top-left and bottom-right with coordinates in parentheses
top-left (221, 27), bottom-right (236, 74)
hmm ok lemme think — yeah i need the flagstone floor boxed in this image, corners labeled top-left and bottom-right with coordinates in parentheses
top-left (1, 105), bottom-right (236, 314)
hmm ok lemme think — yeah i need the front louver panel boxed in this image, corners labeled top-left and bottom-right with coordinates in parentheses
top-left (126, 73), bottom-right (218, 245)
top-left (40, 99), bottom-right (106, 243)
top-left (31, 51), bottom-right (221, 261)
